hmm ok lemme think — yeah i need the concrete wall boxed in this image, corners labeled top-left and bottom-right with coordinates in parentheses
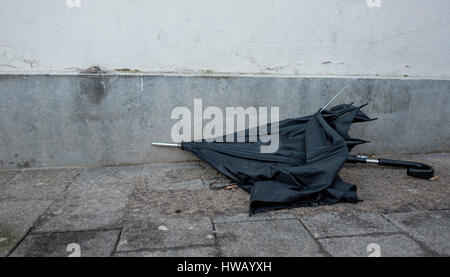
top-left (1, 0), bottom-right (450, 78)
top-left (1, 1), bottom-right (449, 168)
top-left (0, 74), bottom-right (449, 169)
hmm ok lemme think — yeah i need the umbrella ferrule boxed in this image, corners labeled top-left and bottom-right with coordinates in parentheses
top-left (152, 142), bottom-right (181, 147)
top-left (365, 158), bottom-right (379, 164)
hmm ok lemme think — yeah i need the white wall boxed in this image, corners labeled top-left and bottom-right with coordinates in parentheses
top-left (1, 0), bottom-right (449, 78)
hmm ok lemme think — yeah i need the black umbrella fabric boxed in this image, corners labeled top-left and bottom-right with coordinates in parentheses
top-left (181, 103), bottom-right (375, 214)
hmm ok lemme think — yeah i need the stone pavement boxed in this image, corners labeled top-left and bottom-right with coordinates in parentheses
top-left (0, 153), bottom-right (449, 257)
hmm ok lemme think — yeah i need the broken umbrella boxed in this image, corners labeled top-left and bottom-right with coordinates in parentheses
top-left (153, 103), bottom-right (434, 214)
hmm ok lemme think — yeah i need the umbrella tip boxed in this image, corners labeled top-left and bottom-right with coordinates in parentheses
top-left (152, 142), bottom-right (181, 147)
top-left (359, 103), bottom-right (369, 109)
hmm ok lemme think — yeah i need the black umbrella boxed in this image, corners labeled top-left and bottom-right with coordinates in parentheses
top-left (153, 103), bottom-right (434, 214)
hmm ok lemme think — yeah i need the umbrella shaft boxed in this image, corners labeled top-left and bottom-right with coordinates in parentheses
top-left (348, 155), bottom-right (379, 164)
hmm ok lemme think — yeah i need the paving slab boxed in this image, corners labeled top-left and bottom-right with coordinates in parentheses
top-left (213, 213), bottom-right (295, 224)
top-left (117, 214), bottom-right (215, 252)
top-left (0, 170), bottom-right (20, 186)
top-left (199, 162), bottom-right (231, 184)
top-left (148, 178), bottom-right (205, 191)
top-left (319, 234), bottom-right (428, 257)
top-left (33, 167), bottom-right (137, 232)
top-left (73, 165), bottom-right (149, 186)
top-left (128, 187), bottom-right (250, 218)
top-left (0, 200), bottom-right (52, 257)
top-left (215, 218), bottom-right (323, 257)
top-left (383, 210), bottom-right (450, 256)
top-left (291, 153), bottom-right (450, 217)
top-left (0, 153), bottom-right (446, 257)
top-left (115, 246), bottom-right (217, 257)
top-left (140, 163), bottom-right (204, 180)
top-left (300, 212), bottom-right (398, 238)
top-left (0, 168), bottom-right (80, 200)
top-left (136, 162), bottom-right (217, 181)
top-left (69, 162), bottom-right (202, 188)
top-left (134, 162), bottom-right (225, 191)
top-left (127, 161), bottom-right (249, 218)
top-left (10, 230), bottom-right (120, 257)
top-left (140, 162), bottom-right (202, 173)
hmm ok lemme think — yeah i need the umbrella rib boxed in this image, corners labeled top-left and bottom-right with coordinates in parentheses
top-left (320, 84), bottom-right (350, 112)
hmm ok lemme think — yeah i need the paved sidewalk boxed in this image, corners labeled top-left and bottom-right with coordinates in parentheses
top-left (0, 153), bottom-right (449, 257)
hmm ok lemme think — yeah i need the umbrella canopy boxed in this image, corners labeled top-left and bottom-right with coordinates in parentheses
top-left (182, 103), bottom-right (375, 214)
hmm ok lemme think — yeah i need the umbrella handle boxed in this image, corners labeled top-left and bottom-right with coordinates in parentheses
top-left (346, 155), bottom-right (435, 179)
